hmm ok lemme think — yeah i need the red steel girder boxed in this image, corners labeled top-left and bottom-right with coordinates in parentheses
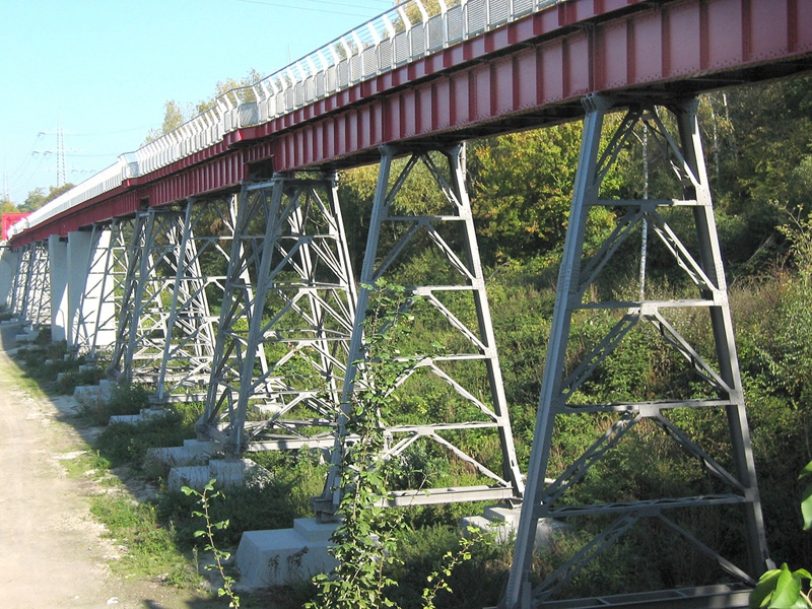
top-left (261, 0), bottom-right (812, 171)
top-left (10, 0), bottom-right (812, 246)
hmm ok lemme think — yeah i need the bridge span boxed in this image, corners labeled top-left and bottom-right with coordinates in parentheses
top-left (2, 0), bottom-right (811, 607)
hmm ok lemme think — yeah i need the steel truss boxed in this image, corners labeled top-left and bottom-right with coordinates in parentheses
top-left (20, 242), bottom-right (51, 327)
top-left (108, 210), bottom-right (164, 382)
top-left (109, 206), bottom-right (213, 388)
top-left (152, 197), bottom-right (234, 402)
top-left (502, 95), bottom-right (770, 608)
top-left (318, 143), bottom-right (523, 515)
top-left (8, 247), bottom-right (27, 317)
top-left (72, 219), bottom-right (131, 358)
top-left (200, 174), bottom-right (357, 454)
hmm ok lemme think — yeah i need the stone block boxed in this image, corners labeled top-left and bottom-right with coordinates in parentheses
top-left (235, 518), bottom-right (338, 590)
top-left (462, 506), bottom-right (567, 548)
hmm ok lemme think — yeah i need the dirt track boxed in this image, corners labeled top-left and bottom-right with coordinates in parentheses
top-left (0, 347), bottom-right (204, 609)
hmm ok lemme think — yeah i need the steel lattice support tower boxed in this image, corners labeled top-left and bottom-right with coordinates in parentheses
top-left (109, 209), bottom-right (184, 384)
top-left (318, 143), bottom-right (523, 514)
top-left (72, 219), bottom-right (131, 358)
top-left (200, 174), bottom-right (357, 454)
top-left (8, 247), bottom-right (27, 317)
top-left (14, 245), bottom-right (33, 319)
top-left (154, 197), bottom-right (230, 402)
top-left (21, 242), bottom-right (51, 327)
top-left (502, 95), bottom-right (770, 609)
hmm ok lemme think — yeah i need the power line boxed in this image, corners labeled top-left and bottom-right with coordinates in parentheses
top-left (235, 0), bottom-right (374, 18)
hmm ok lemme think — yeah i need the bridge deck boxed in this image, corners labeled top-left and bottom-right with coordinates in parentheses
top-left (8, 0), bottom-right (812, 246)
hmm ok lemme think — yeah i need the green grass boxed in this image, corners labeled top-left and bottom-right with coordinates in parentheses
top-left (89, 493), bottom-right (202, 588)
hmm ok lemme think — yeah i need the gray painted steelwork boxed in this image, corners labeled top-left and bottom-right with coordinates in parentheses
top-left (200, 174), bottom-right (357, 454)
top-left (318, 143), bottom-right (523, 515)
top-left (501, 95), bottom-right (769, 609)
top-left (71, 219), bottom-right (130, 358)
top-left (20, 243), bottom-right (51, 328)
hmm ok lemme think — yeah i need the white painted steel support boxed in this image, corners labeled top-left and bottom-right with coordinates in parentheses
top-left (9, 246), bottom-right (29, 317)
top-left (501, 95), bottom-right (769, 609)
top-left (21, 242), bottom-right (51, 328)
top-left (72, 220), bottom-right (128, 357)
top-left (66, 230), bottom-right (94, 349)
top-left (0, 247), bottom-right (20, 310)
top-left (318, 143), bottom-right (523, 516)
top-left (48, 235), bottom-right (69, 342)
top-left (200, 175), bottom-right (357, 454)
top-left (154, 197), bottom-right (228, 402)
top-left (110, 209), bottom-right (181, 384)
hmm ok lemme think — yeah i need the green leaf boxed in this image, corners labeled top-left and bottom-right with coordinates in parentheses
top-left (750, 568), bottom-right (780, 608)
top-left (770, 564), bottom-right (803, 608)
top-left (801, 482), bottom-right (812, 531)
top-left (193, 530), bottom-right (206, 538)
top-left (799, 461), bottom-right (812, 482)
top-left (180, 486), bottom-right (195, 496)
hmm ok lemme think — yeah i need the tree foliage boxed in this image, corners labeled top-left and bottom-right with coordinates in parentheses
top-left (19, 183), bottom-right (75, 211)
top-left (469, 121), bottom-right (623, 262)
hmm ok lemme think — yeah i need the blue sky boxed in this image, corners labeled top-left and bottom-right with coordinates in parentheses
top-left (0, 0), bottom-right (391, 204)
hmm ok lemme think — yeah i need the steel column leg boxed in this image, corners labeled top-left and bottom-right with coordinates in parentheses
top-left (0, 247), bottom-right (21, 310)
top-left (155, 198), bottom-right (222, 402)
top-left (23, 242), bottom-right (51, 328)
top-left (7, 248), bottom-right (25, 315)
top-left (320, 143), bottom-right (523, 515)
top-left (501, 95), bottom-right (769, 608)
top-left (73, 220), bottom-right (129, 358)
top-left (110, 212), bottom-right (150, 379)
top-left (119, 209), bottom-right (183, 384)
top-left (674, 99), bottom-right (769, 576)
top-left (201, 175), bottom-right (357, 454)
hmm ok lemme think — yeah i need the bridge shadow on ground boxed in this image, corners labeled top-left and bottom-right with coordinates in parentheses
top-left (0, 325), bottom-right (315, 609)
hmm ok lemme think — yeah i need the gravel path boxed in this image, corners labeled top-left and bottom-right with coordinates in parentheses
top-left (0, 346), bottom-right (206, 609)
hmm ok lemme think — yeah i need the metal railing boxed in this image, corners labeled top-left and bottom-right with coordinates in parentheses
top-left (9, 0), bottom-right (562, 240)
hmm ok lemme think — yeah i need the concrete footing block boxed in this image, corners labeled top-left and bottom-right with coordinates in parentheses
top-left (461, 506), bottom-right (566, 547)
top-left (0, 319), bottom-right (23, 347)
top-left (14, 329), bottom-right (39, 344)
top-left (74, 379), bottom-right (115, 406)
top-left (145, 439), bottom-right (217, 469)
top-left (235, 518), bottom-right (338, 590)
top-left (108, 407), bottom-right (170, 426)
top-left (167, 458), bottom-right (271, 492)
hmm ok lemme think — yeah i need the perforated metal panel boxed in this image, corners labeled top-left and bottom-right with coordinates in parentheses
top-left (467, 0), bottom-right (487, 35)
top-left (350, 55), bottom-right (362, 82)
top-left (378, 39), bottom-right (393, 72)
top-left (428, 15), bottom-right (445, 51)
top-left (362, 48), bottom-right (378, 77)
top-left (447, 6), bottom-right (464, 43)
top-left (490, 0), bottom-right (511, 25)
top-left (513, 0), bottom-right (534, 16)
top-left (338, 61), bottom-right (349, 88)
top-left (411, 25), bottom-right (426, 57)
top-left (394, 32), bottom-right (409, 64)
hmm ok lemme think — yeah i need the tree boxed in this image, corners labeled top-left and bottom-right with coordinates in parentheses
top-left (469, 121), bottom-right (624, 262)
top-left (144, 69), bottom-right (262, 144)
top-left (19, 183), bottom-right (74, 212)
top-left (0, 197), bottom-right (16, 213)
top-left (144, 100), bottom-right (185, 143)
top-left (195, 69), bottom-right (263, 114)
